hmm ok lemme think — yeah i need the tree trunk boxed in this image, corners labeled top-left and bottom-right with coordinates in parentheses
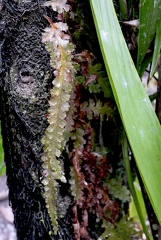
top-left (0, 1), bottom-right (73, 239)
top-left (0, 1), bottom-right (134, 240)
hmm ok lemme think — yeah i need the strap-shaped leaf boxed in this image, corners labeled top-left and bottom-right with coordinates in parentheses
top-left (122, 133), bottom-right (152, 240)
top-left (137, 0), bottom-right (161, 74)
top-left (150, 19), bottom-right (161, 78)
top-left (90, 0), bottom-right (161, 223)
top-left (118, 0), bottom-right (128, 20)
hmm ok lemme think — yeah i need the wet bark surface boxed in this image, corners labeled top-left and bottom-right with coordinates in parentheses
top-left (0, 1), bottom-right (73, 239)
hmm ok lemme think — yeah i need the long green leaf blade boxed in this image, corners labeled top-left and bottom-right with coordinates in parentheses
top-left (122, 133), bottom-right (152, 240)
top-left (118, 0), bottom-right (128, 20)
top-left (137, 0), bottom-right (161, 74)
top-left (150, 20), bottom-right (161, 78)
top-left (90, 0), bottom-right (161, 223)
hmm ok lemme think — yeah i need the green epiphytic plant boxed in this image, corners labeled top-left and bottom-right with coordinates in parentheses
top-left (41, 0), bottom-right (148, 238)
top-left (41, 0), bottom-right (75, 233)
top-left (90, 0), bottom-right (161, 238)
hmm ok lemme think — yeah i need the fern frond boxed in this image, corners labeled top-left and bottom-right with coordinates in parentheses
top-left (41, 0), bottom-right (75, 233)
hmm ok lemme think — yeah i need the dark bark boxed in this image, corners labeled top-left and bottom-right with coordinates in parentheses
top-left (0, 1), bottom-right (73, 239)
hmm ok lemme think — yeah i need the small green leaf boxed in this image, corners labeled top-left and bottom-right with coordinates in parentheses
top-left (100, 217), bottom-right (136, 240)
top-left (88, 82), bottom-right (101, 93)
top-left (76, 76), bottom-right (85, 84)
top-left (105, 178), bottom-right (130, 203)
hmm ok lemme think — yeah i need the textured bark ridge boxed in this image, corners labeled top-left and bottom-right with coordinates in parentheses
top-left (0, 1), bottom-right (72, 239)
